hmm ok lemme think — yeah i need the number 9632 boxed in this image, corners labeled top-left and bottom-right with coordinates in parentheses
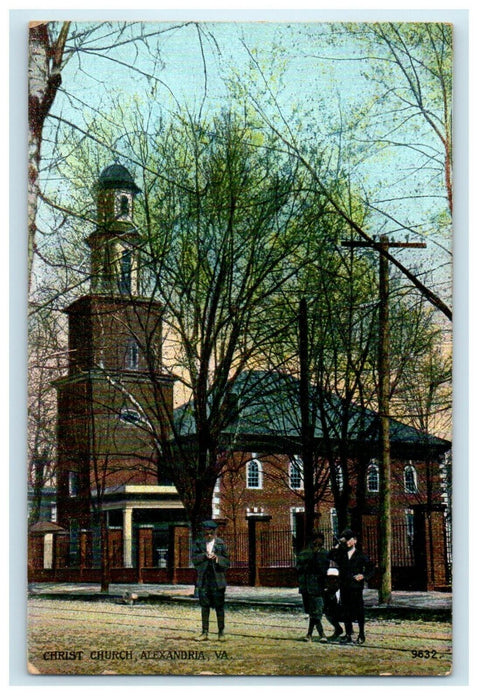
top-left (411, 650), bottom-right (437, 659)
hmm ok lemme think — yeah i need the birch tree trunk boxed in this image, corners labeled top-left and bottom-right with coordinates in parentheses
top-left (28, 21), bottom-right (70, 290)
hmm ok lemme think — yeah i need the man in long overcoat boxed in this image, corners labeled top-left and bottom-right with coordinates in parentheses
top-left (329, 528), bottom-right (374, 645)
top-left (191, 520), bottom-right (230, 642)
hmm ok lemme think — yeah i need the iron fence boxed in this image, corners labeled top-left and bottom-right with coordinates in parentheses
top-left (361, 522), bottom-right (415, 567)
top-left (225, 531), bottom-right (249, 568)
top-left (43, 518), bottom-right (451, 587)
top-left (260, 529), bottom-right (295, 567)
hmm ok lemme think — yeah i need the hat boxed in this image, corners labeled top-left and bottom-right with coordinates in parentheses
top-left (201, 520), bottom-right (218, 529)
top-left (340, 528), bottom-right (355, 540)
top-left (327, 567), bottom-right (339, 577)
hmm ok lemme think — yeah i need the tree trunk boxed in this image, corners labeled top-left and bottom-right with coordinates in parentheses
top-left (189, 476), bottom-right (217, 540)
top-left (100, 510), bottom-right (110, 593)
top-left (28, 459), bottom-right (46, 526)
top-left (378, 236), bottom-right (392, 604)
top-left (28, 22), bottom-right (69, 290)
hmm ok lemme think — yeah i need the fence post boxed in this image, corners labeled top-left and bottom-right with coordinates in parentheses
top-left (28, 533), bottom-right (44, 573)
top-left (171, 525), bottom-right (190, 584)
top-left (107, 527), bottom-right (123, 569)
top-left (54, 532), bottom-right (69, 569)
top-left (246, 513), bottom-right (272, 587)
top-left (412, 504), bottom-right (448, 591)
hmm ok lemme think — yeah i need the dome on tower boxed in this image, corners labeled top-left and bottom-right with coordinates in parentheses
top-left (98, 162), bottom-right (141, 194)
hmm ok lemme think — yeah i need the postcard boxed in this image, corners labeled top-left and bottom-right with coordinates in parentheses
top-left (27, 18), bottom-right (453, 677)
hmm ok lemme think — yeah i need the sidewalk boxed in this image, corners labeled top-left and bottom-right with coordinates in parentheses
top-left (28, 582), bottom-right (452, 620)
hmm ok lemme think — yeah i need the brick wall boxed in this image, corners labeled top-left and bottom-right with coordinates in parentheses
top-left (218, 450), bottom-right (446, 537)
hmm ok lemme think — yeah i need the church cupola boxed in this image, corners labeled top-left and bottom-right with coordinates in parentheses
top-left (97, 162), bottom-right (141, 228)
top-left (88, 162), bottom-right (142, 296)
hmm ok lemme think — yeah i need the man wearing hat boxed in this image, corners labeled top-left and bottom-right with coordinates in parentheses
top-left (329, 528), bottom-right (374, 645)
top-left (191, 520), bottom-right (230, 642)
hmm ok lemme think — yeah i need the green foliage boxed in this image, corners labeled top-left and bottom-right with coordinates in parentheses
top-left (141, 110), bottom-right (323, 375)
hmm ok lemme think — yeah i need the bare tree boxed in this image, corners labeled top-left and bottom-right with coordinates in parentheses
top-left (339, 22), bottom-right (453, 215)
top-left (28, 304), bottom-right (68, 525)
top-left (231, 25), bottom-right (452, 321)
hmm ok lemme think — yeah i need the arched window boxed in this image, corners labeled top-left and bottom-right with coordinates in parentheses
top-left (367, 462), bottom-right (379, 493)
top-left (119, 249), bottom-right (132, 294)
top-left (331, 462), bottom-right (344, 493)
top-left (404, 464), bottom-right (418, 493)
top-left (120, 194), bottom-right (129, 216)
top-left (290, 457), bottom-right (303, 490)
top-left (126, 339), bottom-right (139, 370)
top-left (246, 458), bottom-right (263, 489)
top-left (330, 508), bottom-right (339, 538)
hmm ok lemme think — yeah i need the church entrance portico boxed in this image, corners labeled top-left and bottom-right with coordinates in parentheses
top-left (99, 485), bottom-right (187, 569)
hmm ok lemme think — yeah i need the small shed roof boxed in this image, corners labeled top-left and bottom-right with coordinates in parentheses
top-left (29, 521), bottom-right (67, 534)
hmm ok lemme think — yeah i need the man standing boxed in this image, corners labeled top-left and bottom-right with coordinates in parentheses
top-left (330, 528), bottom-right (374, 645)
top-left (296, 530), bottom-right (329, 642)
top-left (192, 520), bottom-right (230, 642)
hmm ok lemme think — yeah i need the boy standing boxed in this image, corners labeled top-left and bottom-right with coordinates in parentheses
top-left (322, 567), bottom-right (344, 641)
top-left (296, 530), bottom-right (329, 642)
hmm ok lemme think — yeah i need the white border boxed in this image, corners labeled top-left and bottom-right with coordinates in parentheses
top-left (6, 3), bottom-right (471, 693)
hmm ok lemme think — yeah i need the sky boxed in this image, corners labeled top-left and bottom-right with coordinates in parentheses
top-left (37, 18), bottom-right (454, 314)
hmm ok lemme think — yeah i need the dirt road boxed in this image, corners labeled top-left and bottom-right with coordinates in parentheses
top-left (27, 597), bottom-right (452, 677)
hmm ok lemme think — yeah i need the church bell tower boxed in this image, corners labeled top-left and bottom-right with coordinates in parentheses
top-left (55, 163), bottom-right (175, 545)
top-left (88, 162), bottom-right (142, 296)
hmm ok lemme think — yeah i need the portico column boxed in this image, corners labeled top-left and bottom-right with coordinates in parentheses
top-left (123, 506), bottom-right (133, 567)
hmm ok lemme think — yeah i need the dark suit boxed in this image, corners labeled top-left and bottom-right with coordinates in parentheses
top-left (297, 546), bottom-right (328, 617)
top-left (192, 536), bottom-right (230, 634)
top-left (329, 544), bottom-right (374, 638)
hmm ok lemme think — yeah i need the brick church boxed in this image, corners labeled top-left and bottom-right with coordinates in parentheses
top-left (29, 164), bottom-right (451, 590)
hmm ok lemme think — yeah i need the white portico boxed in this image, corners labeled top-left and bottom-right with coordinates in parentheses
top-left (93, 485), bottom-right (187, 568)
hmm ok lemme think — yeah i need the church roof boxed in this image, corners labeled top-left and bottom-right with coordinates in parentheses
top-left (98, 163), bottom-right (141, 193)
top-left (174, 370), bottom-right (450, 455)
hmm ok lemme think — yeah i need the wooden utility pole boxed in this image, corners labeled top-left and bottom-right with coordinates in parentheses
top-left (299, 298), bottom-right (316, 545)
top-left (342, 235), bottom-right (425, 604)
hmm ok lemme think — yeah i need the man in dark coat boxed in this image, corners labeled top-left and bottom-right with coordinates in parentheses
top-left (329, 528), bottom-right (374, 645)
top-left (296, 530), bottom-right (329, 642)
top-left (191, 520), bottom-right (230, 642)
